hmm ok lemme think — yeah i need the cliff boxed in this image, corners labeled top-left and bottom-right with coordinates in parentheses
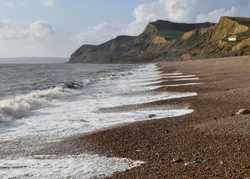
top-left (70, 16), bottom-right (250, 63)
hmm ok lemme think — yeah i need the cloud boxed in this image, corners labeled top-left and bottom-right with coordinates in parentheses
top-left (0, 0), bottom-right (27, 8)
top-left (29, 21), bottom-right (55, 38)
top-left (0, 20), bottom-right (54, 40)
top-left (0, 21), bottom-right (28, 40)
top-left (43, 0), bottom-right (56, 7)
top-left (0, 0), bottom-right (56, 8)
top-left (133, 0), bottom-right (196, 23)
top-left (76, 23), bottom-right (125, 45)
top-left (196, 7), bottom-right (239, 22)
top-left (3, 1), bottom-right (15, 8)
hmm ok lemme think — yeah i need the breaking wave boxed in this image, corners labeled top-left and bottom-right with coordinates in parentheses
top-left (0, 81), bottom-right (85, 122)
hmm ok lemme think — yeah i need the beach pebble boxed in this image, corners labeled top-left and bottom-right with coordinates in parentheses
top-left (184, 160), bottom-right (206, 166)
top-left (171, 158), bottom-right (183, 163)
top-left (184, 161), bottom-right (195, 166)
top-left (236, 109), bottom-right (250, 115)
top-left (219, 160), bottom-right (224, 165)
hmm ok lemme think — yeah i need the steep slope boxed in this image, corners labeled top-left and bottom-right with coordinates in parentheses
top-left (70, 36), bottom-right (137, 63)
top-left (70, 16), bottom-right (250, 63)
top-left (174, 16), bottom-right (250, 59)
top-left (70, 21), bottom-right (214, 63)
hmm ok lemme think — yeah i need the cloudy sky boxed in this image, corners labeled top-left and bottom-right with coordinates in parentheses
top-left (0, 0), bottom-right (250, 58)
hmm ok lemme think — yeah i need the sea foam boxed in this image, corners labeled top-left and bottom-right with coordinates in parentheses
top-left (0, 64), bottom-right (197, 141)
top-left (0, 154), bottom-right (143, 179)
top-left (0, 86), bottom-right (73, 122)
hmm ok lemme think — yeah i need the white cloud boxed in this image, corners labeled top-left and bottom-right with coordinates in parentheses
top-left (43, 0), bottom-right (56, 7)
top-left (0, 0), bottom-right (27, 8)
top-left (0, 20), bottom-right (54, 40)
top-left (76, 23), bottom-right (125, 45)
top-left (0, 21), bottom-right (28, 40)
top-left (0, 0), bottom-right (56, 8)
top-left (29, 21), bottom-right (55, 38)
top-left (196, 7), bottom-right (239, 22)
top-left (3, 1), bottom-right (15, 8)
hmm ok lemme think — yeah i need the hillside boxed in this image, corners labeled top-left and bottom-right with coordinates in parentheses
top-left (69, 16), bottom-right (250, 63)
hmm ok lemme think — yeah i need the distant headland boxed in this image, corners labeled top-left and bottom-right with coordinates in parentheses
top-left (69, 16), bottom-right (250, 63)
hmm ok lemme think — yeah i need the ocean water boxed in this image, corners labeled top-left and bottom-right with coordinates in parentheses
top-left (0, 62), bottom-right (198, 178)
top-left (0, 57), bottom-right (68, 64)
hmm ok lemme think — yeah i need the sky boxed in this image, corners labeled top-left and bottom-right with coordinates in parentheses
top-left (0, 0), bottom-right (250, 58)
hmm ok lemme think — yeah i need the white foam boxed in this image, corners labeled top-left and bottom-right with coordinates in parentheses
top-left (104, 92), bottom-right (197, 108)
top-left (162, 75), bottom-right (196, 79)
top-left (0, 64), bottom-right (197, 142)
top-left (169, 77), bottom-right (200, 81)
top-left (0, 87), bottom-right (68, 122)
top-left (129, 75), bottom-right (196, 83)
top-left (159, 83), bottom-right (202, 87)
top-left (0, 92), bottom-right (195, 141)
top-left (162, 72), bottom-right (183, 76)
top-left (0, 154), bottom-right (143, 179)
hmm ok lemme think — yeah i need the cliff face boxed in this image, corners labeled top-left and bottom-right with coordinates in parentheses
top-left (70, 36), bottom-right (137, 63)
top-left (70, 16), bottom-right (250, 63)
top-left (176, 16), bottom-right (250, 59)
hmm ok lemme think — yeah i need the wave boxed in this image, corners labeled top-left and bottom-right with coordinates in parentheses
top-left (0, 81), bottom-right (87, 122)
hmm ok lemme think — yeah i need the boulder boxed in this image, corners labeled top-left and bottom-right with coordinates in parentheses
top-left (235, 109), bottom-right (250, 115)
top-left (148, 114), bottom-right (157, 118)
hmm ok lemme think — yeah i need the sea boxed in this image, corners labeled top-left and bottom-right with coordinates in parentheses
top-left (0, 58), bottom-right (198, 178)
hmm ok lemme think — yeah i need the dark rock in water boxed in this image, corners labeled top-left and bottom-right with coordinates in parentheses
top-left (236, 108), bottom-right (250, 115)
top-left (80, 119), bottom-right (88, 123)
top-left (64, 81), bottom-right (83, 89)
top-left (148, 114), bottom-right (157, 118)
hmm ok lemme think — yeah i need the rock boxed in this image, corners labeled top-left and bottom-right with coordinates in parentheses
top-left (219, 160), bottom-right (224, 165)
top-left (171, 158), bottom-right (183, 163)
top-left (184, 159), bottom-right (207, 166)
top-left (184, 162), bottom-right (194, 167)
top-left (184, 161), bottom-right (195, 166)
top-left (235, 109), bottom-right (250, 115)
top-left (136, 149), bottom-right (142, 152)
top-left (80, 119), bottom-right (88, 123)
top-left (148, 114), bottom-right (157, 118)
top-left (243, 165), bottom-right (250, 169)
top-left (64, 81), bottom-right (83, 89)
top-left (181, 53), bottom-right (192, 60)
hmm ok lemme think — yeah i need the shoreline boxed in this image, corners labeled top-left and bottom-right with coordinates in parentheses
top-left (39, 56), bottom-right (250, 178)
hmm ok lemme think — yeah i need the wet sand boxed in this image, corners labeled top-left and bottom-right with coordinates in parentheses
top-left (42, 55), bottom-right (250, 178)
